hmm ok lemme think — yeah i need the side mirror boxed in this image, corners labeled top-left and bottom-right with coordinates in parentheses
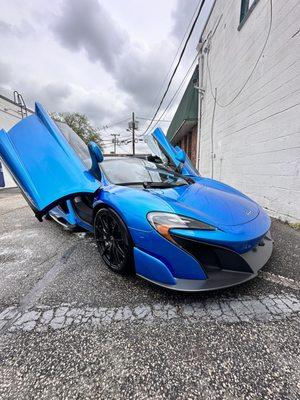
top-left (174, 146), bottom-right (186, 164)
top-left (88, 141), bottom-right (103, 163)
top-left (88, 141), bottom-right (103, 180)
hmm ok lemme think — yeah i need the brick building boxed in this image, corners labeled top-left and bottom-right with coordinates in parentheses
top-left (166, 66), bottom-right (199, 166)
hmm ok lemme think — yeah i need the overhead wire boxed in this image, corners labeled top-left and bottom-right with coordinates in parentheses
top-left (147, 0), bottom-right (204, 116)
top-left (139, 53), bottom-right (198, 136)
top-left (96, 0), bottom-right (206, 140)
top-left (142, 0), bottom-right (206, 135)
top-left (136, 116), bottom-right (171, 123)
top-left (95, 0), bottom-right (203, 142)
top-left (102, 116), bottom-right (131, 129)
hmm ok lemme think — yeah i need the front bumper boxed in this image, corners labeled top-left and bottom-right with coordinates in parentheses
top-left (134, 231), bottom-right (273, 292)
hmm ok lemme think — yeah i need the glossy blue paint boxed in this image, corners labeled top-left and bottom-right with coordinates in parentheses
top-left (152, 128), bottom-right (198, 176)
top-left (0, 103), bottom-right (274, 290)
top-left (174, 146), bottom-right (186, 163)
top-left (129, 226), bottom-right (207, 280)
top-left (171, 208), bottom-right (270, 255)
top-left (0, 102), bottom-right (99, 216)
top-left (88, 141), bottom-right (103, 181)
top-left (134, 247), bottom-right (177, 285)
top-left (145, 183), bottom-right (259, 227)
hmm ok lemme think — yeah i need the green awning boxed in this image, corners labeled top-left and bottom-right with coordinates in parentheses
top-left (167, 65), bottom-right (198, 143)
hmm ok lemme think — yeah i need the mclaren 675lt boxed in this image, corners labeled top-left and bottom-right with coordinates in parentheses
top-left (0, 103), bottom-right (273, 291)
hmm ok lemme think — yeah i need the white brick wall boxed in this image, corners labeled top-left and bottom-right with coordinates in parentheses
top-left (198, 0), bottom-right (300, 222)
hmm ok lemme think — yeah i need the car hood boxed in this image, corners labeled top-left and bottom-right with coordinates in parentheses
top-left (147, 179), bottom-right (260, 227)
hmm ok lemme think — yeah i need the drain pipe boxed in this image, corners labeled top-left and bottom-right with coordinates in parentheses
top-left (195, 42), bottom-right (205, 172)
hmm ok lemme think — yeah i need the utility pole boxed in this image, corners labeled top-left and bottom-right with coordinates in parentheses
top-left (111, 133), bottom-right (120, 154)
top-left (128, 113), bottom-right (139, 155)
top-left (132, 112), bottom-right (135, 155)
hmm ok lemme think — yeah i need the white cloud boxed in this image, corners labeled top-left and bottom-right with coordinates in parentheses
top-left (0, 0), bottom-right (213, 143)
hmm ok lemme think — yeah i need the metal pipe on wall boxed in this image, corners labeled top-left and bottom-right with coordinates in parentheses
top-left (196, 47), bottom-right (205, 172)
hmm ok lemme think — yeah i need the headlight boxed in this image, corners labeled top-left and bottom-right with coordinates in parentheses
top-left (147, 212), bottom-right (216, 242)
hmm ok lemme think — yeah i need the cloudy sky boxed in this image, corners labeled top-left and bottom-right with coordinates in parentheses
top-left (0, 0), bottom-right (213, 153)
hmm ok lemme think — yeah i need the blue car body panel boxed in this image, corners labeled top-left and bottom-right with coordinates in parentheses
top-left (0, 103), bottom-right (99, 217)
top-left (0, 103), bottom-right (273, 291)
top-left (129, 226), bottom-right (207, 280)
top-left (134, 247), bottom-right (177, 285)
top-left (151, 128), bottom-right (198, 176)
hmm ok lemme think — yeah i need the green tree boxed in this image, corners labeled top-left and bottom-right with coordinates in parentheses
top-left (52, 112), bottom-right (103, 148)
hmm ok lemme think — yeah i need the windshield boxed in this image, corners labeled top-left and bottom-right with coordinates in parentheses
top-left (101, 158), bottom-right (189, 187)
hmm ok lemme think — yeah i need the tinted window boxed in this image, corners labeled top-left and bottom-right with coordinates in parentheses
top-left (101, 158), bottom-right (187, 186)
top-left (55, 121), bottom-right (92, 169)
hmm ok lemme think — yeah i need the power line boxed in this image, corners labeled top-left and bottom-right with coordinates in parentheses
top-left (103, 133), bottom-right (133, 143)
top-left (118, 135), bottom-right (132, 142)
top-left (100, 114), bottom-right (170, 134)
top-left (136, 116), bottom-right (171, 123)
top-left (148, 0), bottom-right (203, 116)
top-left (140, 54), bottom-right (198, 136)
top-left (207, 0), bottom-right (273, 108)
top-left (143, 0), bottom-right (206, 135)
top-left (102, 117), bottom-right (131, 129)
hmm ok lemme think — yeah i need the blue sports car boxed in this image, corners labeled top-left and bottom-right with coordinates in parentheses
top-left (0, 103), bottom-right (273, 291)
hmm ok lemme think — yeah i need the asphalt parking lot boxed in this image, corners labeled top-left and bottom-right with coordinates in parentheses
top-left (0, 189), bottom-right (299, 399)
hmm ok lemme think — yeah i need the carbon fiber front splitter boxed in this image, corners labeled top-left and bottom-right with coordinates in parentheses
top-left (138, 231), bottom-right (274, 292)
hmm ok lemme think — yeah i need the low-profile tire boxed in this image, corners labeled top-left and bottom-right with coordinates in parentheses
top-left (94, 207), bottom-right (133, 275)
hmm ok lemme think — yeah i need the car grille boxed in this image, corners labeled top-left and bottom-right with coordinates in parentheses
top-left (171, 235), bottom-right (254, 275)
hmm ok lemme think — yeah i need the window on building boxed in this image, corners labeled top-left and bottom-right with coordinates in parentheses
top-left (240, 0), bottom-right (258, 25)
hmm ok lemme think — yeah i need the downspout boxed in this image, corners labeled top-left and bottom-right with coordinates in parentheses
top-left (195, 42), bottom-right (205, 172)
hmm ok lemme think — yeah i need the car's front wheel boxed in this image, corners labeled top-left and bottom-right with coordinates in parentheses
top-left (94, 208), bottom-right (133, 274)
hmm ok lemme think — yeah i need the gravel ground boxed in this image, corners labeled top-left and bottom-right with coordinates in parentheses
top-left (0, 189), bottom-right (299, 399)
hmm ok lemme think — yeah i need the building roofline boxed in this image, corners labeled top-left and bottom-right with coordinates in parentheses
top-left (167, 65), bottom-right (199, 141)
top-left (169, 120), bottom-right (185, 142)
top-left (168, 118), bottom-right (198, 143)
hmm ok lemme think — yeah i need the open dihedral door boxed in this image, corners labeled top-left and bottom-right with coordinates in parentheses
top-left (144, 127), bottom-right (199, 176)
top-left (0, 102), bottom-right (100, 220)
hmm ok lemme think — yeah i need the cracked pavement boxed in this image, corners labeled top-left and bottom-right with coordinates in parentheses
top-left (1, 293), bottom-right (300, 333)
top-left (0, 189), bottom-right (299, 399)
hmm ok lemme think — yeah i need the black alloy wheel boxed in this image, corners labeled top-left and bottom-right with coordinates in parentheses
top-left (94, 208), bottom-right (133, 274)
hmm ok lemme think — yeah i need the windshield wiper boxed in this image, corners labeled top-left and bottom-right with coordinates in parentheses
top-left (115, 182), bottom-right (144, 186)
top-left (146, 165), bottom-right (195, 185)
top-left (143, 181), bottom-right (186, 189)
